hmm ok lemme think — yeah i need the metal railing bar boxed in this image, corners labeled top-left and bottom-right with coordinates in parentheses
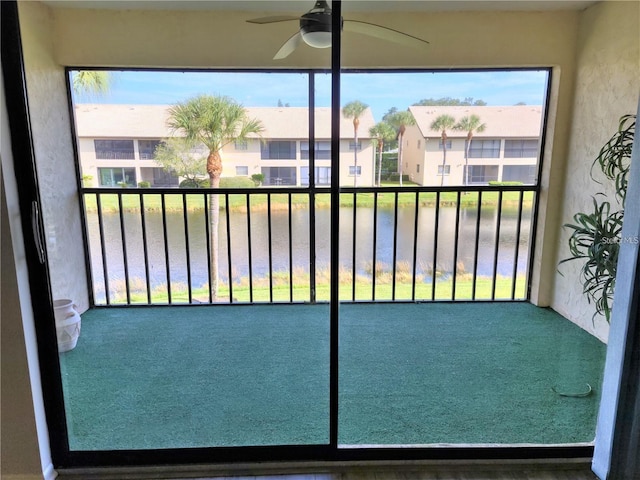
top-left (391, 191), bottom-right (399, 301)
top-left (161, 193), bottom-right (172, 304)
top-left (452, 191), bottom-right (462, 301)
top-left (491, 190), bottom-right (504, 301)
top-left (246, 194), bottom-right (254, 304)
top-left (351, 192), bottom-right (357, 302)
top-left (511, 190), bottom-right (525, 300)
top-left (371, 192), bottom-right (378, 302)
top-left (411, 191), bottom-right (420, 302)
top-left (182, 193), bottom-right (193, 304)
top-left (288, 193), bottom-right (293, 303)
top-left (139, 194), bottom-right (152, 304)
top-left (431, 191), bottom-right (441, 301)
top-left (95, 194), bottom-right (110, 305)
top-left (204, 193), bottom-right (213, 304)
top-left (225, 193), bottom-right (233, 304)
top-left (83, 182), bottom-right (534, 307)
top-left (117, 193), bottom-right (131, 305)
top-left (267, 194), bottom-right (274, 304)
top-left (471, 191), bottom-right (483, 301)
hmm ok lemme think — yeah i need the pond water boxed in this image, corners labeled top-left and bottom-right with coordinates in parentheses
top-left (86, 202), bottom-right (531, 301)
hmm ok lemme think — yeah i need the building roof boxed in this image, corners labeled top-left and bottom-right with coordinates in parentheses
top-left (74, 104), bottom-right (375, 139)
top-left (407, 105), bottom-right (543, 138)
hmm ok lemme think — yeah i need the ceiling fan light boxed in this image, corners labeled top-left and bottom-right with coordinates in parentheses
top-left (301, 30), bottom-right (332, 48)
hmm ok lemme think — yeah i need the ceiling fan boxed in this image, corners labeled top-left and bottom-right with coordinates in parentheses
top-left (246, 0), bottom-right (429, 60)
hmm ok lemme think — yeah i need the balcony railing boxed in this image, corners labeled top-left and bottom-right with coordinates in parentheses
top-left (81, 184), bottom-right (536, 307)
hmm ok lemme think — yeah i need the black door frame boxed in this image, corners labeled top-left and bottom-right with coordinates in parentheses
top-left (1, 0), bottom-right (594, 469)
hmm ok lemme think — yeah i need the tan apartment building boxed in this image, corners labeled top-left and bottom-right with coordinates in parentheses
top-left (74, 104), bottom-right (376, 188)
top-left (402, 105), bottom-right (543, 186)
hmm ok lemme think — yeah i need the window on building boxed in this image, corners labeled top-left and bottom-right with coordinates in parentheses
top-left (437, 165), bottom-right (450, 175)
top-left (152, 168), bottom-right (179, 187)
top-left (468, 139), bottom-right (500, 158)
top-left (261, 166), bottom-right (296, 185)
top-left (349, 141), bottom-right (363, 151)
top-left (502, 165), bottom-right (537, 184)
top-left (300, 141), bottom-right (331, 160)
top-left (301, 166), bottom-right (331, 186)
top-left (138, 139), bottom-right (161, 160)
top-left (94, 139), bottom-right (135, 160)
top-left (261, 141), bottom-right (296, 160)
top-left (504, 139), bottom-right (539, 158)
top-left (417, 164), bottom-right (420, 173)
top-left (349, 166), bottom-right (362, 176)
top-left (438, 139), bottom-right (452, 149)
top-left (417, 140), bottom-right (421, 149)
top-left (236, 166), bottom-right (249, 176)
top-left (468, 165), bottom-right (499, 184)
top-left (234, 140), bottom-right (248, 151)
top-left (98, 167), bottom-right (136, 187)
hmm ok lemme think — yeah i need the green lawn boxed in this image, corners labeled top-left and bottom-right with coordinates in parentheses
top-left (83, 189), bottom-right (534, 213)
top-left (103, 273), bottom-right (527, 305)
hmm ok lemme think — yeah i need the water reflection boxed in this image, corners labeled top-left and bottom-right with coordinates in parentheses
top-left (87, 201), bottom-right (531, 303)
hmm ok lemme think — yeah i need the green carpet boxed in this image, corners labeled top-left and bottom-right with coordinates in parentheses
top-left (59, 303), bottom-right (606, 451)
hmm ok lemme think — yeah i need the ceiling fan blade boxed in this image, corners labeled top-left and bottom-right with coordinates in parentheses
top-left (246, 15), bottom-right (300, 24)
top-left (273, 31), bottom-right (303, 60)
top-left (343, 20), bottom-right (429, 48)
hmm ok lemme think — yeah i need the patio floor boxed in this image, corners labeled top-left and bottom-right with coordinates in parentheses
top-left (58, 302), bottom-right (606, 451)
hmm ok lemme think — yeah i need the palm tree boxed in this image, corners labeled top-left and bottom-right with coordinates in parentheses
top-left (72, 71), bottom-right (113, 96)
top-left (167, 95), bottom-right (263, 300)
top-left (342, 100), bottom-right (369, 187)
top-left (454, 114), bottom-right (486, 186)
top-left (369, 122), bottom-right (395, 186)
top-left (430, 114), bottom-right (456, 187)
top-left (386, 111), bottom-right (416, 187)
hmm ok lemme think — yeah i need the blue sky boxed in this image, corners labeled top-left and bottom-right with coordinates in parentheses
top-left (72, 69), bottom-right (548, 121)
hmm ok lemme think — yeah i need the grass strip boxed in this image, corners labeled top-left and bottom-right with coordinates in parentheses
top-left (103, 274), bottom-right (527, 305)
top-left (84, 190), bottom-right (534, 213)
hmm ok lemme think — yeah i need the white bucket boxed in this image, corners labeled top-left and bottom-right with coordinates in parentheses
top-left (53, 299), bottom-right (81, 352)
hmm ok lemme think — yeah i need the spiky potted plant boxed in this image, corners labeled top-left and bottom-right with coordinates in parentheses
top-left (560, 114), bottom-right (635, 323)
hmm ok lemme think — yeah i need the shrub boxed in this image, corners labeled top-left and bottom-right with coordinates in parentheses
top-left (137, 181), bottom-right (151, 188)
top-left (180, 178), bottom-right (209, 188)
top-left (117, 181), bottom-right (129, 188)
top-left (220, 176), bottom-right (255, 188)
top-left (251, 173), bottom-right (265, 186)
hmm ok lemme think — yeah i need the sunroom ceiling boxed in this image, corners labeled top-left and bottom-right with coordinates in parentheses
top-left (42, 0), bottom-right (598, 12)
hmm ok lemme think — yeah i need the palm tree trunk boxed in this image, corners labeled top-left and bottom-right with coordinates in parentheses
top-left (207, 151), bottom-right (222, 300)
top-left (353, 128), bottom-right (359, 188)
top-left (465, 133), bottom-right (472, 186)
top-left (377, 140), bottom-right (383, 187)
top-left (440, 148), bottom-right (447, 187)
top-left (398, 133), bottom-right (404, 187)
top-left (440, 133), bottom-right (447, 187)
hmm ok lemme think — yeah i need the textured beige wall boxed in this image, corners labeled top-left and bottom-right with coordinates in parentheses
top-left (553, 1), bottom-right (640, 342)
top-left (19, 1), bottom-right (90, 312)
top-left (50, 7), bottom-right (580, 70)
